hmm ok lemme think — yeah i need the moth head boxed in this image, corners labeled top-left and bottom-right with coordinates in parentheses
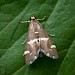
top-left (30, 16), bottom-right (36, 20)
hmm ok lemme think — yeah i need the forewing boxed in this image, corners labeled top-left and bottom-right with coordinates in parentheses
top-left (24, 20), bottom-right (39, 65)
top-left (35, 20), bottom-right (58, 59)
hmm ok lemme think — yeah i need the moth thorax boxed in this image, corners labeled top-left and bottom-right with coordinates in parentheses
top-left (36, 39), bottom-right (40, 46)
top-left (35, 32), bottom-right (39, 38)
top-left (30, 16), bottom-right (36, 20)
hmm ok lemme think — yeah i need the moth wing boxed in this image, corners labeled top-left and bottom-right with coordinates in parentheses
top-left (24, 21), bottom-right (39, 65)
top-left (41, 39), bottom-right (59, 59)
top-left (35, 20), bottom-right (58, 59)
top-left (25, 42), bottom-right (39, 65)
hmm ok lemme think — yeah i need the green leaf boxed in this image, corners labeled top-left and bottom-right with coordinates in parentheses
top-left (0, 0), bottom-right (75, 75)
top-left (57, 40), bottom-right (75, 75)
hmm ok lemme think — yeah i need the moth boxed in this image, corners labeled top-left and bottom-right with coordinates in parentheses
top-left (23, 16), bottom-right (58, 65)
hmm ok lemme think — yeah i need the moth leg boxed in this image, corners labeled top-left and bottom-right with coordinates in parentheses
top-left (22, 39), bottom-right (27, 44)
top-left (20, 20), bottom-right (30, 23)
top-left (37, 16), bottom-right (46, 21)
top-left (49, 34), bottom-right (55, 37)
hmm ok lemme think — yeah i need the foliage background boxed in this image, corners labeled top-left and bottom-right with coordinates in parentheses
top-left (0, 0), bottom-right (75, 75)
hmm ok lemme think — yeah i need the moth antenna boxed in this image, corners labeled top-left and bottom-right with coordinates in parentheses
top-left (37, 16), bottom-right (46, 21)
top-left (20, 20), bottom-right (30, 23)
